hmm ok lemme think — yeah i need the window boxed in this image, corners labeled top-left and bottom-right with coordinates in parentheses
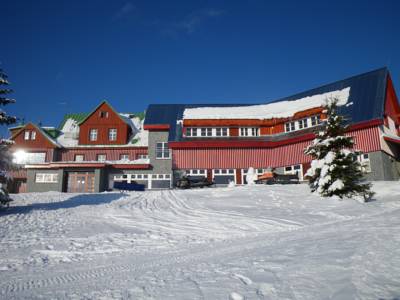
top-left (24, 131), bottom-right (30, 140)
top-left (186, 128), bottom-right (193, 137)
top-left (99, 111), bottom-right (109, 118)
top-left (156, 142), bottom-right (170, 159)
top-left (31, 131), bottom-right (36, 140)
top-left (358, 153), bottom-right (371, 173)
top-left (191, 128), bottom-right (198, 137)
top-left (298, 119), bottom-right (308, 129)
top-left (206, 128), bottom-right (212, 136)
top-left (285, 122), bottom-right (296, 132)
top-left (216, 127), bottom-right (228, 137)
top-left (89, 129), bottom-right (98, 141)
top-left (137, 154), bottom-right (149, 159)
top-left (120, 154), bottom-right (129, 161)
top-left (311, 115), bottom-right (321, 126)
top-left (108, 128), bottom-right (117, 141)
top-left (13, 152), bottom-right (46, 164)
top-left (284, 164), bottom-right (302, 179)
top-left (97, 154), bottom-right (106, 162)
top-left (75, 154), bottom-right (84, 162)
top-left (35, 173), bottom-right (58, 183)
top-left (240, 127), bottom-right (259, 137)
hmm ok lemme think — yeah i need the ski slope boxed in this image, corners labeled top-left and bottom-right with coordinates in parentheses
top-left (0, 182), bottom-right (399, 299)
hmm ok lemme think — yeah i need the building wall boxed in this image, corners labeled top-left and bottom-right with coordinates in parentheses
top-left (364, 151), bottom-right (400, 181)
top-left (78, 102), bottom-right (130, 145)
top-left (58, 147), bottom-right (147, 162)
top-left (172, 126), bottom-right (381, 170)
top-left (27, 169), bottom-right (65, 193)
top-left (148, 131), bottom-right (173, 174)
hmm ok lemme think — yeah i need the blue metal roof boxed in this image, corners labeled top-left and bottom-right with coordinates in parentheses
top-left (275, 67), bottom-right (388, 125)
top-left (144, 67), bottom-right (390, 142)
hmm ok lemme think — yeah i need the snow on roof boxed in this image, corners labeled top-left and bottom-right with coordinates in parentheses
top-left (120, 113), bottom-right (149, 147)
top-left (56, 118), bottom-right (80, 147)
top-left (183, 87), bottom-right (351, 120)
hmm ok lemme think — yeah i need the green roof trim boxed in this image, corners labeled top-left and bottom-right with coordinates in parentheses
top-left (58, 113), bottom-right (88, 130)
top-left (132, 111), bottom-right (145, 121)
top-left (42, 128), bottom-right (61, 139)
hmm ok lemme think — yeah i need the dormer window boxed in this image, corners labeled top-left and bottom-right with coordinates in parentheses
top-left (99, 111), bottom-right (109, 118)
top-left (285, 122), bottom-right (296, 132)
top-left (298, 119), bottom-right (308, 129)
top-left (239, 127), bottom-right (259, 137)
top-left (89, 129), bottom-right (98, 141)
top-left (31, 131), bottom-right (36, 140)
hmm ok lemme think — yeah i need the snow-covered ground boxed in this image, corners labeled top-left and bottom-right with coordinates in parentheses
top-left (0, 182), bottom-right (399, 299)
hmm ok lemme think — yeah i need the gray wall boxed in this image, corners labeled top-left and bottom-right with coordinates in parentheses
top-left (27, 169), bottom-right (65, 193)
top-left (365, 151), bottom-right (400, 181)
top-left (94, 168), bottom-right (107, 192)
top-left (148, 131), bottom-right (173, 174)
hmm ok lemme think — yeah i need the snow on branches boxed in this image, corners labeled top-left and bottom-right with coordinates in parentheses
top-left (0, 69), bottom-right (17, 201)
top-left (304, 97), bottom-right (374, 200)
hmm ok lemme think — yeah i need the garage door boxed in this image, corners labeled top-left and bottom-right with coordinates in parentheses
top-left (67, 172), bottom-right (95, 193)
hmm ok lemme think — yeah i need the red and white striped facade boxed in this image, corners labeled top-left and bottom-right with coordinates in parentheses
top-left (171, 124), bottom-right (382, 170)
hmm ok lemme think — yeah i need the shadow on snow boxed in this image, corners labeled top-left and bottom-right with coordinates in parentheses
top-left (0, 192), bottom-right (128, 216)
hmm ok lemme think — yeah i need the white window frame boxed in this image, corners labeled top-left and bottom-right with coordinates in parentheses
top-left (31, 131), bottom-right (36, 140)
top-left (99, 111), bottom-right (109, 118)
top-left (137, 154), bottom-right (149, 159)
top-left (239, 127), bottom-right (259, 137)
top-left (75, 154), bottom-right (85, 162)
top-left (358, 153), bottom-right (371, 173)
top-left (97, 154), bottom-right (106, 162)
top-left (35, 173), bottom-right (58, 183)
top-left (120, 154), bottom-right (129, 161)
top-left (108, 128), bottom-right (117, 141)
top-left (186, 169), bottom-right (207, 177)
top-left (186, 127), bottom-right (229, 138)
top-left (89, 129), bottom-right (98, 141)
top-left (284, 164), bottom-right (303, 180)
top-left (24, 131), bottom-right (30, 140)
top-left (156, 142), bottom-right (171, 159)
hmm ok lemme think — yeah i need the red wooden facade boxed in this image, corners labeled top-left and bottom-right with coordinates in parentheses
top-left (78, 101), bottom-right (131, 145)
top-left (172, 126), bottom-right (382, 169)
top-left (11, 123), bottom-right (57, 153)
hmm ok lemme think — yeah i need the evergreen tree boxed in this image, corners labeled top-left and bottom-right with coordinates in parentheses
top-left (304, 98), bottom-right (374, 200)
top-left (0, 68), bottom-right (17, 206)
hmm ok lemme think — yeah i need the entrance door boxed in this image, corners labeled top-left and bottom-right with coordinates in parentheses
top-left (67, 172), bottom-right (95, 193)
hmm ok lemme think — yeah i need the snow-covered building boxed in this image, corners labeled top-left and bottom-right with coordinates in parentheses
top-left (8, 67), bottom-right (400, 193)
top-left (144, 67), bottom-right (400, 185)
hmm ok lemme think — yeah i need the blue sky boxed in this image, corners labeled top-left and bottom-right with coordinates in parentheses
top-left (1, 0), bottom-right (400, 131)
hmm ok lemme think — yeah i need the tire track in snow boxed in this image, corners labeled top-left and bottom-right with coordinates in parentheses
top-left (2, 205), bottom-right (397, 296)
